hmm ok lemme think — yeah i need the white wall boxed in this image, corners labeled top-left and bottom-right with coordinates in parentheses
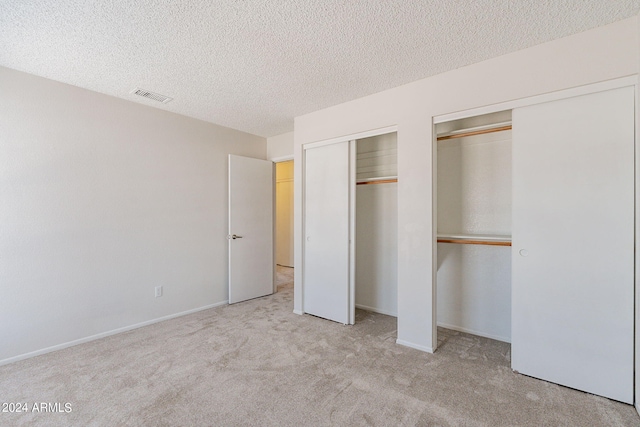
top-left (267, 131), bottom-right (294, 160)
top-left (356, 132), bottom-right (398, 180)
top-left (355, 183), bottom-right (398, 316)
top-left (0, 66), bottom-right (266, 364)
top-left (293, 17), bottom-right (639, 352)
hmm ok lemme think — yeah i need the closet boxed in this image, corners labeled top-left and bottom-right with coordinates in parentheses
top-left (436, 110), bottom-right (512, 343)
top-left (435, 85), bottom-right (635, 404)
top-left (303, 131), bottom-right (398, 324)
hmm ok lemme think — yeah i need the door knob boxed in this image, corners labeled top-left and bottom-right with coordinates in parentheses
top-left (228, 234), bottom-right (243, 240)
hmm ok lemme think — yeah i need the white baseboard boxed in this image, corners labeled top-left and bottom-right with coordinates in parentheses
top-left (437, 321), bottom-right (511, 343)
top-left (0, 300), bottom-right (228, 366)
top-left (396, 339), bottom-right (434, 353)
top-left (292, 309), bottom-right (303, 315)
top-left (355, 304), bottom-right (397, 317)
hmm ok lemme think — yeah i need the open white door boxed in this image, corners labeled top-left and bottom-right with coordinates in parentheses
top-left (303, 141), bottom-right (355, 324)
top-left (228, 155), bottom-right (274, 304)
top-left (511, 86), bottom-right (634, 403)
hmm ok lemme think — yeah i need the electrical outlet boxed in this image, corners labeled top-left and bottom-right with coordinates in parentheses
top-left (155, 286), bottom-right (163, 297)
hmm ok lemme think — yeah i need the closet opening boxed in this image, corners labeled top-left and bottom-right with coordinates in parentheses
top-left (355, 132), bottom-right (398, 320)
top-left (435, 110), bottom-right (512, 347)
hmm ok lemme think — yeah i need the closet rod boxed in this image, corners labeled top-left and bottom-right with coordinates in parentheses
top-left (356, 178), bottom-right (398, 186)
top-left (437, 124), bottom-right (512, 141)
top-left (437, 238), bottom-right (512, 247)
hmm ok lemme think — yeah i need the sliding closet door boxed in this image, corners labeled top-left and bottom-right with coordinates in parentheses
top-left (303, 141), bottom-right (352, 324)
top-left (512, 86), bottom-right (634, 403)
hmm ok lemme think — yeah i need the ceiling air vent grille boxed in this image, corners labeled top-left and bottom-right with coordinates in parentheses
top-left (131, 88), bottom-right (173, 103)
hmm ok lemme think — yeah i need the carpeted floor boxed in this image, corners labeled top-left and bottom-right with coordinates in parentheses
top-left (1, 266), bottom-right (638, 426)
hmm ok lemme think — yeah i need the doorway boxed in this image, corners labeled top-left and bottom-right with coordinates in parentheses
top-left (275, 160), bottom-right (294, 291)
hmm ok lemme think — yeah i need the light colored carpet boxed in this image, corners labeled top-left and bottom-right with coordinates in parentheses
top-left (1, 266), bottom-right (638, 426)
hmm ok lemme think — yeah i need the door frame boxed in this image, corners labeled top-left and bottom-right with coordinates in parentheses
top-left (300, 125), bottom-right (398, 324)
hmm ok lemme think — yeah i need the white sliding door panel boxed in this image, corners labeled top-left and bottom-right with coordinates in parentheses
top-left (304, 142), bottom-right (351, 324)
top-left (512, 87), bottom-right (634, 403)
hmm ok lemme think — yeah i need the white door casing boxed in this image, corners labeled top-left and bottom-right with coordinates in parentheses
top-left (511, 86), bottom-right (635, 403)
top-left (228, 155), bottom-right (274, 304)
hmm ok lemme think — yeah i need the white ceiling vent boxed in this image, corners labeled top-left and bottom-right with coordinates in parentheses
top-left (130, 88), bottom-right (173, 103)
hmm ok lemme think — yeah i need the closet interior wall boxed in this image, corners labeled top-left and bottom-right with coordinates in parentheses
top-left (436, 111), bottom-right (512, 342)
top-left (355, 133), bottom-right (398, 317)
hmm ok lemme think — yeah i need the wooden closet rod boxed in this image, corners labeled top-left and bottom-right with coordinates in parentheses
top-left (437, 238), bottom-right (512, 247)
top-left (437, 124), bottom-right (512, 141)
top-left (437, 234), bottom-right (512, 246)
top-left (356, 178), bottom-right (398, 186)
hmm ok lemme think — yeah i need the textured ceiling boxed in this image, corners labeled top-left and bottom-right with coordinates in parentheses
top-left (1, 1), bottom-right (638, 137)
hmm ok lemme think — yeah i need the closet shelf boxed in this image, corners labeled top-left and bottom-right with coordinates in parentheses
top-left (356, 176), bottom-right (398, 186)
top-left (437, 122), bottom-right (512, 142)
top-left (437, 233), bottom-right (512, 246)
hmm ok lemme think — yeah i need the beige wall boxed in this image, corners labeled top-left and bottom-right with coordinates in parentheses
top-left (293, 17), bottom-right (639, 352)
top-left (0, 66), bottom-right (266, 364)
top-left (267, 131), bottom-right (294, 160)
